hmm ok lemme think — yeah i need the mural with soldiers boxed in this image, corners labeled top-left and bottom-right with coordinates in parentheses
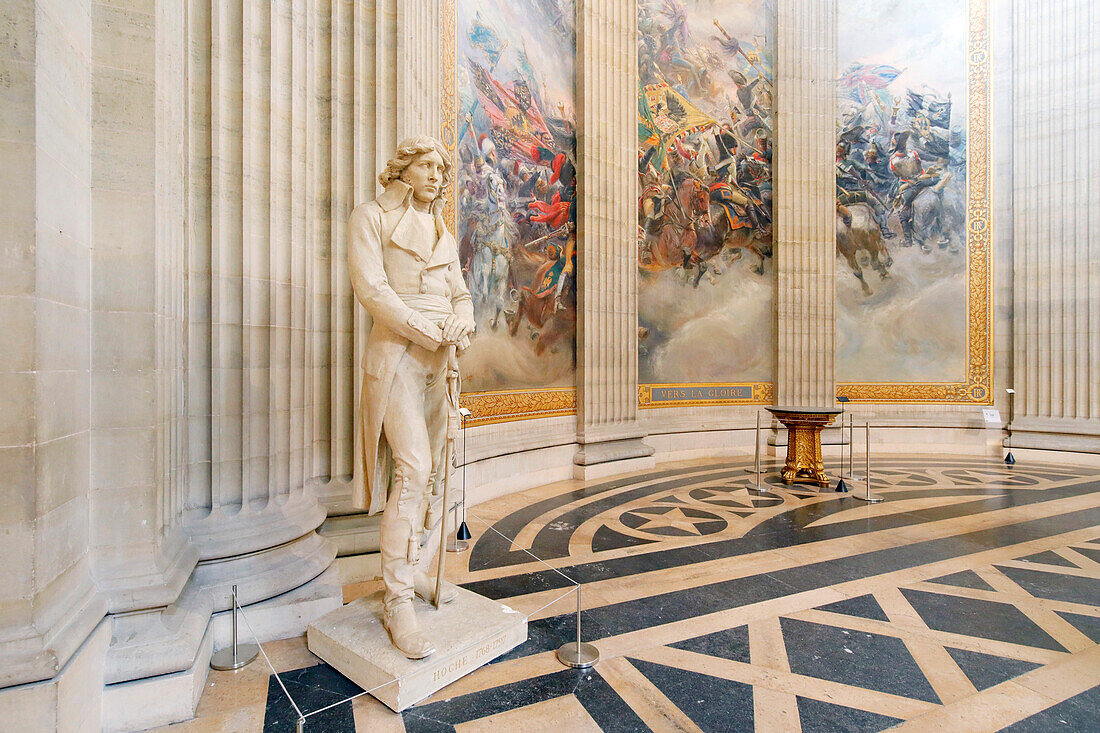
top-left (637, 0), bottom-right (777, 387)
top-left (836, 0), bottom-right (969, 383)
top-left (455, 1), bottom-right (578, 393)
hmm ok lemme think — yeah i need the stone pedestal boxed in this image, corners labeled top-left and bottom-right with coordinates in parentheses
top-left (307, 588), bottom-right (527, 712)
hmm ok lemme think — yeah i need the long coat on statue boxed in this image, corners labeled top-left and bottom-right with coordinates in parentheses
top-left (348, 180), bottom-right (473, 515)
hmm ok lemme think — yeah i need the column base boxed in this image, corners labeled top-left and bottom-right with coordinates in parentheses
top-left (573, 453), bottom-right (656, 481)
top-left (1006, 418), bottom-right (1100, 454)
top-left (318, 512), bottom-right (382, 557)
top-left (101, 625), bottom-right (212, 733)
top-left (573, 436), bottom-right (655, 480)
top-left (0, 619), bottom-right (110, 733)
top-left (99, 565), bottom-right (342, 732)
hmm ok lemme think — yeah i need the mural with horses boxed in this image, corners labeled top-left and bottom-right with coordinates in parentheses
top-left (637, 0), bottom-right (776, 388)
top-left (454, 0), bottom-right (577, 394)
top-left (835, 0), bottom-right (969, 383)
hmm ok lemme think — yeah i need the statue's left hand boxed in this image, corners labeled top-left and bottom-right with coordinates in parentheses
top-left (441, 313), bottom-right (476, 345)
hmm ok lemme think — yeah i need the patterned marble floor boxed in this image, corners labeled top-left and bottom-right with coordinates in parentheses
top-left (149, 455), bottom-right (1100, 732)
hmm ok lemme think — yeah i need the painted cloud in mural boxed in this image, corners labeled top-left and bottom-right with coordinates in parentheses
top-left (637, 0), bottom-right (776, 388)
top-left (455, 0), bottom-right (577, 394)
top-left (835, 0), bottom-right (969, 383)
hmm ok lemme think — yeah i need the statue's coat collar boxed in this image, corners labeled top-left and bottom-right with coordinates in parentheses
top-left (377, 180), bottom-right (452, 263)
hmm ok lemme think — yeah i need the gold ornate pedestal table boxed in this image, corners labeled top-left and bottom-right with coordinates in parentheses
top-left (765, 406), bottom-right (844, 488)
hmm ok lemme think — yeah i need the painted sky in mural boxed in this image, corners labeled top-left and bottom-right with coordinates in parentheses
top-left (637, 0), bottom-right (776, 386)
top-left (835, 0), bottom-right (968, 382)
top-left (455, 0), bottom-right (577, 394)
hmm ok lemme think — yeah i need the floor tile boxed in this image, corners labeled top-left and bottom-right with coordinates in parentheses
top-left (1069, 545), bottom-right (1100, 565)
top-left (780, 617), bottom-right (941, 704)
top-left (999, 684), bottom-right (1100, 732)
top-left (1052, 611), bottom-right (1100, 644)
top-left (994, 564), bottom-right (1100, 607)
top-left (944, 647), bottom-right (1042, 691)
top-left (1015, 550), bottom-right (1081, 569)
top-left (795, 695), bottom-right (902, 733)
top-left (900, 587), bottom-right (1067, 652)
top-left (628, 656), bottom-right (754, 732)
top-left (668, 625), bottom-right (752, 665)
top-left (812, 594), bottom-right (891, 623)
top-left (924, 569), bottom-right (997, 592)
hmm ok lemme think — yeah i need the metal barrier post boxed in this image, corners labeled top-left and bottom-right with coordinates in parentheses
top-left (850, 421), bottom-right (883, 503)
top-left (210, 585), bottom-right (259, 671)
top-left (556, 586), bottom-right (599, 669)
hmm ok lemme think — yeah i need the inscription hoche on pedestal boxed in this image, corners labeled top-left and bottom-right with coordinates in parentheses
top-left (306, 588), bottom-right (528, 712)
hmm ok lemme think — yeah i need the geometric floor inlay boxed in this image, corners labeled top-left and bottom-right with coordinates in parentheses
top-left (812, 593), bottom-right (892, 622)
top-left (628, 657), bottom-right (756, 731)
top-left (795, 695), bottom-right (902, 733)
top-left (944, 646), bottom-right (1042, 691)
top-left (780, 617), bottom-right (942, 704)
top-left (899, 587), bottom-right (1068, 652)
top-left (146, 456), bottom-right (1100, 733)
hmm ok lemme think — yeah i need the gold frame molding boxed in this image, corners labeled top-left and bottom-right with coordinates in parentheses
top-left (837, 0), bottom-right (992, 405)
top-left (443, 0), bottom-right (579, 426)
top-left (638, 382), bottom-right (773, 409)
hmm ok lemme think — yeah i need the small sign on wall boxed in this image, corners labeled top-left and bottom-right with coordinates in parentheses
top-left (982, 408), bottom-right (1001, 425)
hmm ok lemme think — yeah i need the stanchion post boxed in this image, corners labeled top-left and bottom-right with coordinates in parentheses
top-left (755, 410), bottom-right (760, 476)
top-left (1004, 388), bottom-right (1017, 465)
top-left (840, 412), bottom-right (858, 481)
top-left (449, 409), bottom-right (473, 552)
top-left (746, 410), bottom-right (764, 475)
top-left (849, 413), bottom-right (854, 479)
top-left (850, 421), bottom-right (883, 503)
top-left (749, 411), bottom-right (779, 497)
top-left (210, 585), bottom-right (259, 671)
top-left (296, 717), bottom-right (305, 733)
top-left (556, 585), bottom-right (599, 669)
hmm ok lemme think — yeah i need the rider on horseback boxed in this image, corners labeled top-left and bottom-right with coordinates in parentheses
top-left (836, 139), bottom-right (895, 239)
top-left (889, 131), bottom-right (944, 249)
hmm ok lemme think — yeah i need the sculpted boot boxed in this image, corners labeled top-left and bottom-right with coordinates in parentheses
top-left (382, 599), bottom-right (436, 659)
top-left (380, 476), bottom-right (435, 659)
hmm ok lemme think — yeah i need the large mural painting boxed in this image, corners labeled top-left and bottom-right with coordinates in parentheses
top-left (835, 0), bottom-right (991, 403)
top-left (637, 0), bottom-right (776, 409)
top-left (450, 0), bottom-right (578, 423)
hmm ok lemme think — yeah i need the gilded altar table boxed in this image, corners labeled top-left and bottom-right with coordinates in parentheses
top-left (765, 406), bottom-right (844, 488)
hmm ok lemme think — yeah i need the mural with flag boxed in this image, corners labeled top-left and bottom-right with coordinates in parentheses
top-left (455, 1), bottom-right (578, 397)
top-left (638, 81), bottom-right (717, 172)
top-left (835, 0), bottom-right (977, 391)
top-left (839, 63), bottom-right (904, 104)
top-left (636, 0), bottom-right (776, 406)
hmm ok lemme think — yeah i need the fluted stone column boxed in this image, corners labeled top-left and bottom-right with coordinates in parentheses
top-left (774, 0), bottom-right (837, 409)
top-left (183, 0), bottom-right (335, 614)
top-left (1008, 0), bottom-right (1100, 454)
top-left (88, 0), bottom-right (197, 622)
top-left (573, 0), bottom-right (653, 479)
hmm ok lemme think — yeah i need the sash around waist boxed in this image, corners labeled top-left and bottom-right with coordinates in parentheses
top-left (397, 293), bottom-right (453, 321)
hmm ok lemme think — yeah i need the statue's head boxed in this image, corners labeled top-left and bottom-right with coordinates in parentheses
top-left (379, 136), bottom-right (453, 206)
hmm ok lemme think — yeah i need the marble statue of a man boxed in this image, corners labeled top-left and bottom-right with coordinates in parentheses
top-left (349, 136), bottom-right (475, 659)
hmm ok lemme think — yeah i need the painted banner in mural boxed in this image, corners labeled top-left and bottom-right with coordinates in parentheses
top-left (637, 0), bottom-right (776, 404)
top-left (835, 0), bottom-right (986, 393)
top-left (455, 1), bottom-right (577, 396)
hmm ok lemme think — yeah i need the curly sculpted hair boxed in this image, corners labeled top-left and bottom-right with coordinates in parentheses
top-left (378, 135), bottom-right (454, 199)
